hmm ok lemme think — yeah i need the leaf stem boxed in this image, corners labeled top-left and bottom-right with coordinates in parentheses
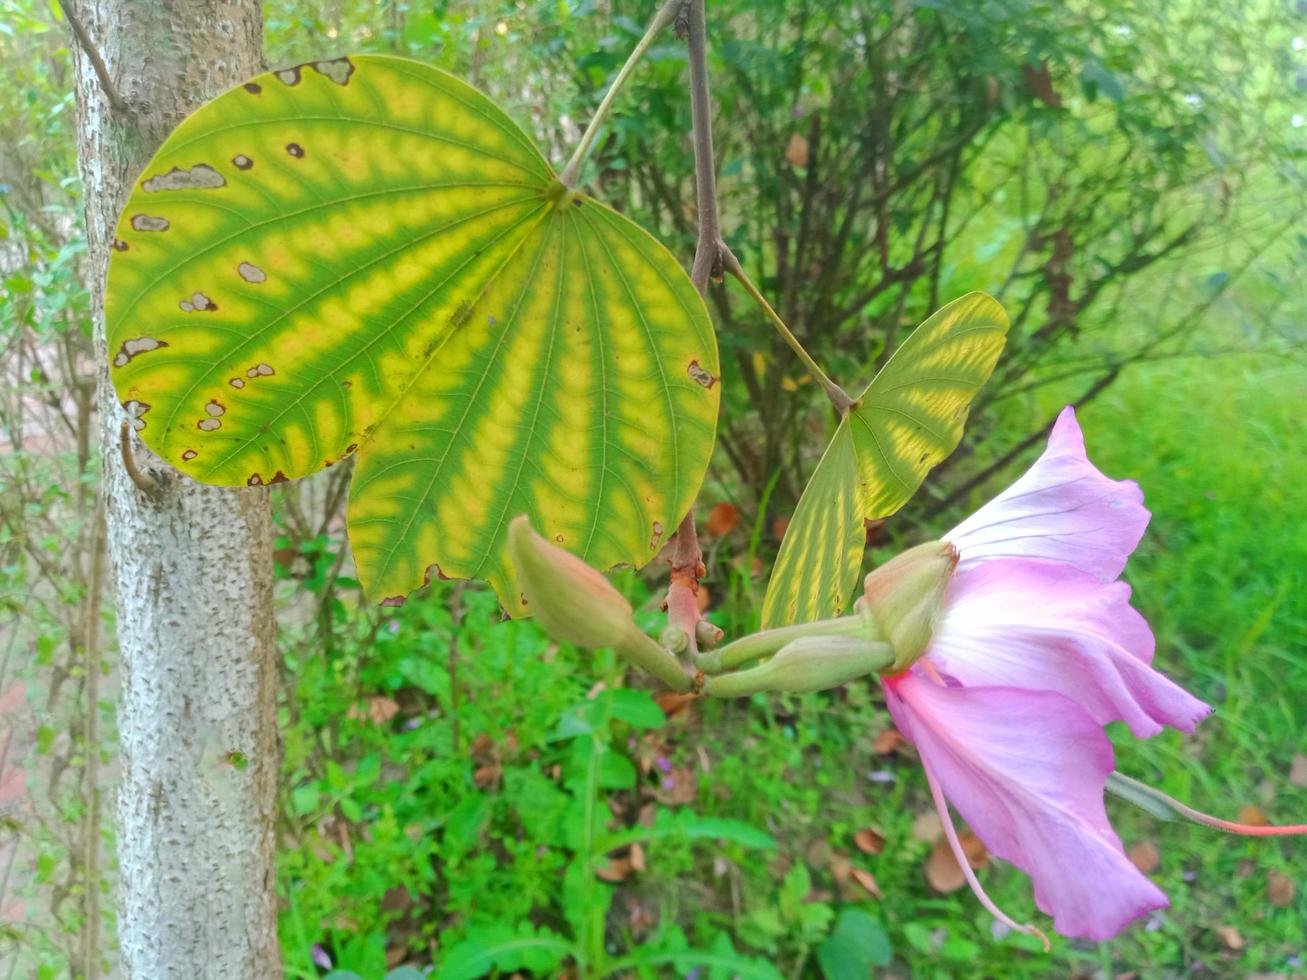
top-left (559, 0), bottom-right (681, 189)
top-left (723, 251), bottom-right (857, 414)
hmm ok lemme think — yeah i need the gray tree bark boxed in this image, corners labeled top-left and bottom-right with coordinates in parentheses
top-left (70, 3), bottom-right (282, 977)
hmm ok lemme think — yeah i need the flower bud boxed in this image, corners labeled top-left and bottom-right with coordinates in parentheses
top-left (860, 540), bottom-right (958, 672)
top-left (507, 516), bottom-right (634, 648)
top-left (507, 516), bottom-right (690, 692)
top-left (702, 631), bottom-right (893, 697)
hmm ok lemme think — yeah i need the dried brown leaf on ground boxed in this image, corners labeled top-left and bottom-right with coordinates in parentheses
top-left (785, 132), bottom-right (809, 168)
top-left (1127, 841), bottom-right (1160, 875)
top-left (1266, 871), bottom-right (1295, 907)
top-left (1213, 924), bottom-right (1245, 950)
top-left (706, 502), bottom-right (740, 536)
top-left (924, 831), bottom-right (988, 893)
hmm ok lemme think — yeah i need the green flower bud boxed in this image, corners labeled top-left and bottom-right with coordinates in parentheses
top-left (507, 517), bottom-right (689, 691)
top-left (859, 539), bottom-right (958, 672)
top-left (507, 516), bottom-right (635, 648)
top-left (702, 631), bottom-right (893, 697)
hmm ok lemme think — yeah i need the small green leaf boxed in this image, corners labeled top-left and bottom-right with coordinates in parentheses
top-left (817, 908), bottom-right (893, 978)
top-left (761, 292), bottom-right (1008, 627)
top-left (605, 688), bottom-right (666, 729)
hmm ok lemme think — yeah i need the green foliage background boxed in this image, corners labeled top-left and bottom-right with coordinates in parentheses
top-left (1, 0), bottom-right (1304, 976)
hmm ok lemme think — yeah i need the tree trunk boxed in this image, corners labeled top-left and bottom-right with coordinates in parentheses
top-left (70, 3), bottom-right (281, 977)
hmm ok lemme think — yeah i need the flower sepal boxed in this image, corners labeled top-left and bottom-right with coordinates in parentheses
top-left (859, 540), bottom-right (959, 672)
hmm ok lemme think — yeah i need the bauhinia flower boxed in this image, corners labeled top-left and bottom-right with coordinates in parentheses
top-left (875, 407), bottom-right (1302, 944)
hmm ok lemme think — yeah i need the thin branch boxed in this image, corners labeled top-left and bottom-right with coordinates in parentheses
top-left (662, 0), bottom-right (719, 664)
top-left (56, 0), bottom-right (129, 116)
top-left (685, 0), bottom-right (727, 293)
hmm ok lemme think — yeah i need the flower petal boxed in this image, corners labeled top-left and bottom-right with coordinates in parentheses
top-left (928, 558), bottom-right (1210, 737)
top-left (946, 407), bottom-right (1149, 580)
top-left (885, 674), bottom-right (1168, 939)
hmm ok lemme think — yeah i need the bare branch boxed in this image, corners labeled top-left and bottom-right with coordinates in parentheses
top-left (56, 0), bottom-right (129, 116)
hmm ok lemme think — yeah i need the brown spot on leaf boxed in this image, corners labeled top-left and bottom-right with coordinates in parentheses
top-left (312, 57), bottom-right (355, 85)
top-left (447, 300), bottom-right (473, 329)
top-left (113, 336), bottom-right (169, 368)
top-left (650, 521), bottom-right (664, 549)
top-left (141, 163), bottom-right (226, 192)
top-left (380, 595), bottom-right (407, 608)
top-left (180, 291), bottom-right (216, 312)
top-left (123, 399), bottom-right (151, 431)
top-left (232, 154), bottom-right (253, 170)
top-left (244, 82), bottom-right (262, 94)
top-left (204, 399), bottom-right (225, 417)
top-left (345, 442), bottom-right (358, 454)
top-left (247, 474), bottom-right (264, 486)
top-left (285, 142), bottom-right (304, 159)
top-left (687, 359), bottom-right (716, 388)
top-left (131, 213), bottom-right (170, 232)
top-left (112, 239), bottom-right (129, 251)
top-left (237, 261), bottom-right (267, 283)
top-left (275, 66), bottom-right (303, 86)
top-left (229, 377), bottom-right (246, 389)
top-left (269, 471), bottom-right (289, 485)
top-left (181, 449), bottom-right (198, 461)
top-left (246, 362), bottom-right (275, 378)
top-left (197, 417), bottom-right (221, 432)
top-left (571, 196), bottom-right (583, 207)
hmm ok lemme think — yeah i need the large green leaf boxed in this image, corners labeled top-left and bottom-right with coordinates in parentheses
top-left (106, 55), bottom-right (719, 606)
top-left (760, 292), bottom-right (1007, 627)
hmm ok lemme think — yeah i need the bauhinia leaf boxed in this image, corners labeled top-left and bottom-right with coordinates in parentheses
top-left (106, 55), bottom-right (719, 607)
top-left (760, 292), bottom-right (1008, 627)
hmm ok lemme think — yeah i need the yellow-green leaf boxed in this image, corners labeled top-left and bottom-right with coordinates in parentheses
top-left (106, 55), bottom-right (719, 607)
top-left (760, 292), bottom-right (1007, 628)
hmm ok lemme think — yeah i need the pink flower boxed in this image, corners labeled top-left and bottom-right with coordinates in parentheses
top-left (879, 407), bottom-right (1210, 942)
top-left (946, 406), bottom-right (1150, 581)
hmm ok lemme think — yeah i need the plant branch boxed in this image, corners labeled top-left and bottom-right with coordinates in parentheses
top-left (56, 0), bottom-right (129, 116)
top-left (559, 0), bottom-right (680, 188)
top-left (661, 0), bottom-right (720, 664)
top-left (723, 251), bottom-right (857, 414)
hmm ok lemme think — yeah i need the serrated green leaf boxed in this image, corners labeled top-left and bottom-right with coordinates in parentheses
top-left (761, 292), bottom-right (1008, 627)
top-left (106, 55), bottom-right (718, 607)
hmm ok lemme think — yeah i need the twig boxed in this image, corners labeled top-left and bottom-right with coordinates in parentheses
top-left (56, 0), bottom-right (129, 116)
top-left (684, 0), bottom-right (727, 293)
top-left (118, 419), bottom-right (158, 493)
top-left (661, 0), bottom-right (722, 663)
